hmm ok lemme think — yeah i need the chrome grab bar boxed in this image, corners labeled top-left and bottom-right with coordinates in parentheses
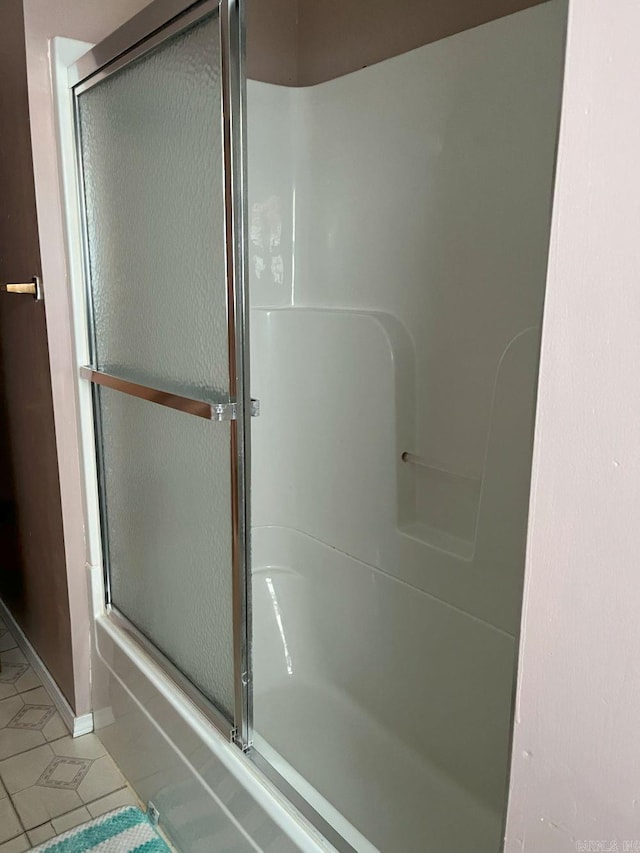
top-left (80, 366), bottom-right (260, 422)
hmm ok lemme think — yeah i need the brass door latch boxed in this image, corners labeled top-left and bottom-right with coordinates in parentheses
top-left (0, 276), bottom-right (43, 301)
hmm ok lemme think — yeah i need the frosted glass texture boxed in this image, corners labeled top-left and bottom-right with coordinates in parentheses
top-left (99, 387), bottom-right (234, 717)
top-left (78, 14), bottom-right (229, 398)
top-left (78, 13), bottom-right (236, 718)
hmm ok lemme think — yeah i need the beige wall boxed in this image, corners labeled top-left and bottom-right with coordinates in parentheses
top-left (247, 0), bottom-right (549, 85)
top-left (247, 0), bottom-right (298, 86)
top-left (0, 0), bottom-right (74, 705)
top-left (22, 0), bottom-right (150, 715)
top-left (505, 0), bottom-right (640, 849)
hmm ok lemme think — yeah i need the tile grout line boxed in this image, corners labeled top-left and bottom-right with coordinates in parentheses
top-left (17, 786), bottom-right (135, 847)
top-left (3, 785), bottom-right (134, 846)
top-left (13, 792), bottom-right (26, 837)
top-left (3, 833), bottom-right (26, 847)
top-left (0, 732), bottom-right (75, 766)
top-left (5, 778), bottom-right (133, 829)
top-left (2, 782), bottom-right (27, 847)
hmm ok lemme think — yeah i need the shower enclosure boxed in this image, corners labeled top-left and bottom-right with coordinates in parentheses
top-left (57, 0), bottom-right (567, 850)
top-left (246, 2), bottom-right (567, 849)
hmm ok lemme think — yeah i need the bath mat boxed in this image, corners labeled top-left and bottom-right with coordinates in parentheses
top-left (30, 806), bottom-right (172, 852)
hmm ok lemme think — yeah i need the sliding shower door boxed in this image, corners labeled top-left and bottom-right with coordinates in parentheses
top-left (73, 0), bottom-right (251, 743)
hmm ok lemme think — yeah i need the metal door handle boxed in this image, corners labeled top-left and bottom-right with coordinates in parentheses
top-left (0, 276), bottom-right (43, 301)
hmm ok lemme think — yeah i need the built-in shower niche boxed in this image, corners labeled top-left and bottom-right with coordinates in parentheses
top-left (399, 327), bottom-right (540, 564)
top-left (400, 456), bottom-right (481, 558)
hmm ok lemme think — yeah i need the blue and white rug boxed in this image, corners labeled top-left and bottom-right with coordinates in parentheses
top-left (30, 806), bottom-right (172, 852)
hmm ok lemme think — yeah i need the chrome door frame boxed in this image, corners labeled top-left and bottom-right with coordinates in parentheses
top-left (70, 0), bottom-right (252, 750)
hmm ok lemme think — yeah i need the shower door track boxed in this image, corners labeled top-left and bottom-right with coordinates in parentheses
top-left (107, 607), bottom-right (235, 741)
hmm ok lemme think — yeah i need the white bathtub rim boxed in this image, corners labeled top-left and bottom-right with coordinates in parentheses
top-left (94, 607), bottom-right (335, 853)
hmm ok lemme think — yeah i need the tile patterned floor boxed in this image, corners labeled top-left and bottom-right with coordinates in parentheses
top-left (0, 617), bottom-right (139, 851)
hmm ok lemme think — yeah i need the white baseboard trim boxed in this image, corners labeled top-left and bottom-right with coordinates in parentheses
top-left (0, 599), bottom-right (94, 738)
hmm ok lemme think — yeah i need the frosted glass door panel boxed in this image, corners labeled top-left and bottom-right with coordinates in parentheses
top-left (99, 386), bottom-right (234, 718)
top-left (78, 14), bottom-right (229, 398)
top-left (77, 9), bottom-right (237, 721)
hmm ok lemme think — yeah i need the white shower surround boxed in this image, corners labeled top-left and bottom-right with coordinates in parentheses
top-left (52, 3), bottom-right (566, 852)
top-left (249, 3), bottom-right (566, 851)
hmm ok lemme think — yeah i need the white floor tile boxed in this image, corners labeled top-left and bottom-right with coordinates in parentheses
top-left (0, 697), bottom-right (47, 760)
top-left (0, 649), bottom-right (27, 666)
top-left (7, 705), bottom-right (56, 730)
top-left (0, 798), bottom-right (22, 844)
top-left (0, 635), bottom-right (17, 653)
top-left (0, 696), bottom-right (23, 727)
top-left (42, 712), bottom-right (69, 742)
top-left (0, 744), bottom-right (54, 793)
top-left (14, 669), bottom-right (41, 694)
top-left (86, 787), bottom-right (138, 818)
top-left (11, 784), bottom-right (83, 831)
top-left (0, 835), bottom-right (29, 853)
top-left (0, 685), bottom-right (17, 702)
top-left (26, 822), bottom-right (56, 845)
top-left (0, 658), bottom-right (30, 694)
top-left (51, 805), bottom-right (91, 834)
top-left (0, 728), bottom-right (46, 761)
top-left (77, 754), bottom-right (126, 803)
top-left (51, 734), bottom-right (106, 761)
top-left (19, 687), bottom-right (53, 707)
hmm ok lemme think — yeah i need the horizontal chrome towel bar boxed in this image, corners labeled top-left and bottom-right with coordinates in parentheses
top-left (401, 451), bottom-right (480, 484)
top-left (80, 366), bottom-right (240, 421)
top-left (401, 451), bottom-right (430, 468)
